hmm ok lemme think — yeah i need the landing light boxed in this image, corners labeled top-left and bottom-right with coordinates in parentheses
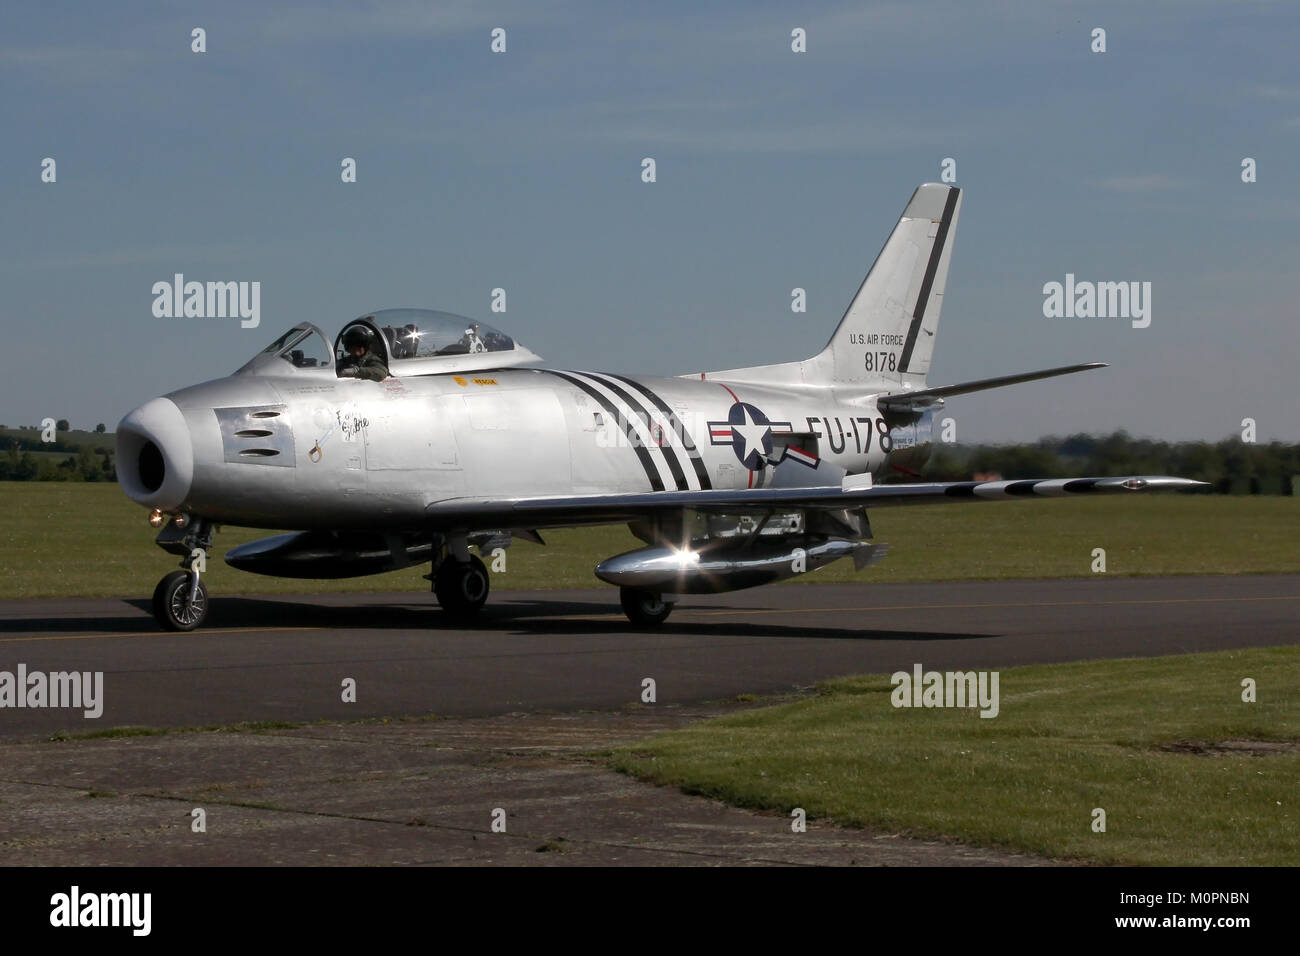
top-left (173, 513), bottom-right (191, 529)
top-left (148, 509), bottom-right (166, 528)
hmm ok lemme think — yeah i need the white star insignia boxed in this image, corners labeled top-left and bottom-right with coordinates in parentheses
top-left (733, 406), bottom-right (770, 464)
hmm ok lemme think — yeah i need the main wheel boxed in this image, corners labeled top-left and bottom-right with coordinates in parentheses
top-left (152, 570), bottom-right (209, 632)
top-left (434, 555), bottom-right (490, 618)
top-left (620, 587), bottom-right (673, 627)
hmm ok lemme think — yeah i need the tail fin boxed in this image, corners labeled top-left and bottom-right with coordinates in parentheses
top-left (696, 183), bottom-right (962, 390)
top-left (819, 182), bottom-right (961, 387)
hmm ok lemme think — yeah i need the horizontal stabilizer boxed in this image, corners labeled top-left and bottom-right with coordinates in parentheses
top-left (878, 363), bottom-right (1106, 412)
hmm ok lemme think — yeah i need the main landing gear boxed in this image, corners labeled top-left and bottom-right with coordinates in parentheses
top-left (619, 587), bottom-right (675, 627)
top-left (429, 535), bottom-right (490, 620)
top-left (433, 554), bottom-right (490, 618)
top-left (150, 514), bottom-right (215, 632)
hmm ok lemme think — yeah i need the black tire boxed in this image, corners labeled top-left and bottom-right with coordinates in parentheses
top-left (434, 555), bottom-right (490, 617)
top-left (152, 570), bottom-right (209, 632)
top-left (620, 587), bottom-right (673, 626)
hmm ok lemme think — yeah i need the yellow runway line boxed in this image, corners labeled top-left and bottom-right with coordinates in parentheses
top-left (0, 626), bottom-right (323, 644)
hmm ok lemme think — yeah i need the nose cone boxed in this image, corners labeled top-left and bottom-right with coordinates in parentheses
top-left (116, 397), bottom-right (194, 510)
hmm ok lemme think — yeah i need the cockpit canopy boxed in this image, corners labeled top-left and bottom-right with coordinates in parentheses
top-left (337, 309), bottom-right (518, 362)
top-left (238, 308), bottom-right (541, 377)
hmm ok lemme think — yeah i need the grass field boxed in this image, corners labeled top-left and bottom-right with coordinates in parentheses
top-left (611, 646), bottom-right (1300, 865)
top-left (0, 484), bottom-right (1296, 599)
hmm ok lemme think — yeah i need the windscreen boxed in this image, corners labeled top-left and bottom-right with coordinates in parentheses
top-left (256, 325), bottom-right (333, 368)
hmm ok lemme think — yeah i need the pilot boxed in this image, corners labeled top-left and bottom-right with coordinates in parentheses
top-left (460, 322), bottom-right (487, 353)
top-left (336, 326), bottom-right (389, 382)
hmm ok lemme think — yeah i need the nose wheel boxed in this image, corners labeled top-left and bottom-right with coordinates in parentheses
top-left (152, 570), bottom-right (209, 631)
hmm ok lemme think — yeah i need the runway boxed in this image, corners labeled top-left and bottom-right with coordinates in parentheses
top-left (1, 574), bottom-right (1296, 738)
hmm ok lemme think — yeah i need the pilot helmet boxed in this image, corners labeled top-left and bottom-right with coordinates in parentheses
top-left (342, 326), bottom-right (373, 353)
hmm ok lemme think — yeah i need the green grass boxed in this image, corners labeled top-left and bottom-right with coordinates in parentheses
top-left (611, 646), bottom-right (1300, 865)
top-left (0, 484), bottom-right (1296, 599)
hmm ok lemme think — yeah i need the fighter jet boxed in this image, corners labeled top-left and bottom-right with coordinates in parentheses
top-left (116, 183), bottom-right (1203, 631)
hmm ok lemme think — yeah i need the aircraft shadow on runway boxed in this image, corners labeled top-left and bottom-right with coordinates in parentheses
top-left (2, 595), bottom-right (990, 643)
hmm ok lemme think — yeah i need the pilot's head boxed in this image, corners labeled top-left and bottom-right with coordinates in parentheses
top-left (342, 326), bottom-right (372, 359)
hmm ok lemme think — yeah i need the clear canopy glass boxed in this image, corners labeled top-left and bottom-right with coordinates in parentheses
top-left (240, 310), bottom-right (532, 377)
top-left (337, 309), bottom-right (516, 363)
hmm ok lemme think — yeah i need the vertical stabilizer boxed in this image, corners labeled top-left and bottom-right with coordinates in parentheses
top-left (818, 183), bottom-right (961, 388)
top-left (695, 183), bottom-right (961, 390)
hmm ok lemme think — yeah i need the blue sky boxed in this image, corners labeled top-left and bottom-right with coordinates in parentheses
top-left (2, 0), bottom-right (1296, 442)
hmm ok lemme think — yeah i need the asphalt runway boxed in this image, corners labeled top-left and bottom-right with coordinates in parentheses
top-left (1, 575), bottom-right (1297, 738)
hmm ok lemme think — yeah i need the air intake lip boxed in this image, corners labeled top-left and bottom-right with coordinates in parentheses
top-left (115, 397), bottom-right (194, 509)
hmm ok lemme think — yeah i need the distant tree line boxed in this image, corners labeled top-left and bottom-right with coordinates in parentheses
top-left (923, 432), bottom-right (1299, 494)
top-left (0, 433), bottom-right (100, 456)
top-left (1, 443), bottom-right (115, 482)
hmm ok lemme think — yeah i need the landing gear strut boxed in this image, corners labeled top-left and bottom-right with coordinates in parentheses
top-left (620, 587), bottom-right (674, 627)
top-left (151, 517), bottom-right (215, 632)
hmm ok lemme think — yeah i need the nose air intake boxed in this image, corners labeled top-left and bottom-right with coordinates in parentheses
top-left (116, 397), bottom-right (194, 510)
top-left (138, 441), bottom-right (165, 491)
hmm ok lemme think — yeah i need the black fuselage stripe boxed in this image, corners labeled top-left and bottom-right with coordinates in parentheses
top-left (899, 186), bottom-right (960, 373)
top-left (595, 373), bottom-right (712, 491)
top-left (576, 372), bottom-right (689, 490)
top-left (545, 370), bottom-right (664, 492)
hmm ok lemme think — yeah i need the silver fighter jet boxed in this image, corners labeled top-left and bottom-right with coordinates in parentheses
top-left (117, 183), bottom-right (1203, 631)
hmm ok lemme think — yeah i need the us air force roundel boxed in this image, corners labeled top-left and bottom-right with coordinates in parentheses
top-left (710, 402), bottom-right (774, 470)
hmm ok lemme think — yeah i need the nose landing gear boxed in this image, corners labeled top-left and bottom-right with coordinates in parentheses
top-left (151, 517), bottom-right (216, 632)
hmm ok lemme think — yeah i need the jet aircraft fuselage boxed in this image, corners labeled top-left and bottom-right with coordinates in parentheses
top-left (125, 360), bottom-right (909, 532)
